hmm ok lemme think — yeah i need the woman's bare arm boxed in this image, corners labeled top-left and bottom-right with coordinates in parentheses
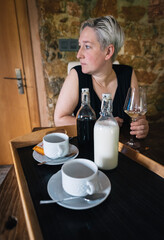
top-left (54, 69), bottom-right (79, 126)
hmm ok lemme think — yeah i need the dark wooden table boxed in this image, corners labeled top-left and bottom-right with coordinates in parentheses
top-left (0, 124), bottom-right (164, 240)
top-left (120, 122), bottom-right (164, 166)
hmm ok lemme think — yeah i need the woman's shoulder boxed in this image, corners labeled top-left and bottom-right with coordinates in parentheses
top-left (73, 65), bottom-right (91, 82)
top-left (113, 64), bottom-right (133, 81)
top-left (73, 65), bottom-right (90, 78)
top-left (112, 64), bottom-right (133, 73)
top-left (73, 65), bottom-right (82, 71)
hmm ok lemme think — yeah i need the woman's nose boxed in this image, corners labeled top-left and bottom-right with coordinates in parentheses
top-left (77, 46), bottom-right (84, 59)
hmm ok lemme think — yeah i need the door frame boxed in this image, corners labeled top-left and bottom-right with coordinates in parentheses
top-left (25, 0), bottom-right (49, 127)
top-left (26, 0), bottom-right (49, 127)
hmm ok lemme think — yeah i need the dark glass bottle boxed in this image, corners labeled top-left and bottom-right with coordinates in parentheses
top-left (76, 88), bottom-right (96, 153)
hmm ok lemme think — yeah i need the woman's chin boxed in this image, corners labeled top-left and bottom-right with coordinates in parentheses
top-left (81, 65), bottom-right (90, 74)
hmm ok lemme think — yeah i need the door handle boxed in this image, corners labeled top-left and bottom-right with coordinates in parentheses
top-left (4, 68), bottom-right (25, 94)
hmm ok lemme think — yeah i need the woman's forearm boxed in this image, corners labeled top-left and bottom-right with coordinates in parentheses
top-left (54, 115), bottom-right (76, 127)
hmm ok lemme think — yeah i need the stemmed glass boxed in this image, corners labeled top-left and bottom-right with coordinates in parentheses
top-left (123, 86), bottom-right (147, 149)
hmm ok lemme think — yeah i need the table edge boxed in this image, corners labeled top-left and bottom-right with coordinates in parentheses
top-left (9, 141), bottom-right (44, 240)
top-left (118, 142), bottom-right (164, 178)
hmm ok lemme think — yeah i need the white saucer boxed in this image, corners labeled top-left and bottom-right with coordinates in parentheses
top-left (33, 143), bottom-right (79, 165)
top-left (47, 170), bottom-right (111, 210)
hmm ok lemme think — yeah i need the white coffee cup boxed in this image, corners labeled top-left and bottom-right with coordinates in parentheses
top-left (61, 158), bottom-right (100, 197)
top-left (43, 133), bottom-right (69, 159)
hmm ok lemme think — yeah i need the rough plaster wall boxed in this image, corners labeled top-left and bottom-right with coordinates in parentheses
top-left (37, 0), bottom-right (164, 126)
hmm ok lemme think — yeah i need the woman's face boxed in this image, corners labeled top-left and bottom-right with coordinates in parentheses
top-left (77, 27), bottom-right (108, 75)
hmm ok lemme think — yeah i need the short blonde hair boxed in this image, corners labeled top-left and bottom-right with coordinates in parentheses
top-left (80, 16), bottom-right (124, 62)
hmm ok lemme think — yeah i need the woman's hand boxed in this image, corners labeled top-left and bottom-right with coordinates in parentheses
top-left (130, 116), bottom-right (149, 139)
top-left (115, 117), bottom-right (124, 127)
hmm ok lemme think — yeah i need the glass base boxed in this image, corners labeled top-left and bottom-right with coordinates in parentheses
top-left (125, 140), bottom-right (140, 149)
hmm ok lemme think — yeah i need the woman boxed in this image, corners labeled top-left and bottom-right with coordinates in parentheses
top-left (54, 16), bottom-right (149, 139)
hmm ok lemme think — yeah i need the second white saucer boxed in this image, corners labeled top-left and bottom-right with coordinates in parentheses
top-left (33, 143), bottom-right (79, 165)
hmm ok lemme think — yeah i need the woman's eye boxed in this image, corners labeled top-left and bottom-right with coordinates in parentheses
top-left (85, 45), bottom-right (90, 49)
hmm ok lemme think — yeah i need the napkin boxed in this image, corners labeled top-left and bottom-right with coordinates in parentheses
top-left (33, 145), bottom-right (44, 155)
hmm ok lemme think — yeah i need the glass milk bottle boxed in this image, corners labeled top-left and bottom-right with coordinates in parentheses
top-left (76, 88), bottom-right (96, 149)
top-left (94, 93), bottom-right (119, 170)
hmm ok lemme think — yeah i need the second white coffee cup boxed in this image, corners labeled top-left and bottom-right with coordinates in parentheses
top-left (43, 133), bottom-right (69, 159)
top-left (61, 158), bottom-right (100, 197)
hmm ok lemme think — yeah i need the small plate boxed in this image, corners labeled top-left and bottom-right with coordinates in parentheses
top-left (33, 143), bottom-right (79, 165)
top-left (47, 170), bottom-right (111, 210)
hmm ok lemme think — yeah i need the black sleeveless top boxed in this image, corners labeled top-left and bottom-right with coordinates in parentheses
top-left (73, 64), bottom-right (132, 123)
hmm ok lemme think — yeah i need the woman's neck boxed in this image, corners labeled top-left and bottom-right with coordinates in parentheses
top-left (92, 65), bottom-right (115, 89)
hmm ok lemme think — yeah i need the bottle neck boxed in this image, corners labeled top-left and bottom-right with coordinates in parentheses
top-left (81, 92), bottom-right (90, 106)
top-left (100, 98), bottom-right (113, 117)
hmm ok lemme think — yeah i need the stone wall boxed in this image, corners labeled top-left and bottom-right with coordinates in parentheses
top-left (37, 0), bottom-right (164, 126)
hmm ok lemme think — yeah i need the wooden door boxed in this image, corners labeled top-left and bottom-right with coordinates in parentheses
top-left (0, 0), bottom-right (40, 164)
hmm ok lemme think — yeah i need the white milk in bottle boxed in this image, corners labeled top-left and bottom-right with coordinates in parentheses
top-left (94, 94), bottom-right (119, 170)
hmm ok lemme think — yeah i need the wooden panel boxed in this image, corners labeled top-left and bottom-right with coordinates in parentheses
top-left (118, 142), bottom-right (164, 178)
top-left (10, 125), bottom-right (77, 148)
top-left (27, 0), bottom-right (49, 127)
top-left (15, 0), bottom-right (40, 128)
top-left (10, 146), bottom-right (43, 240)
top-left (0, 0), bottom-right (31, 164)
top-left (0, 166), bottom-right (29, 240)
top-left (0, 0), bottom-right (40, 164)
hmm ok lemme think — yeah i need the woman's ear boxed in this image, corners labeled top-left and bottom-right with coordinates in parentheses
top-left (105, 44), bottom-right (114, 60)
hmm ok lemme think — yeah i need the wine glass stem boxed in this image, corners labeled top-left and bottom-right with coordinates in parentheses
top-left (129, 118), bottom-right (136, 144)
top-left (129, 135), bottom-right (134, 144)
